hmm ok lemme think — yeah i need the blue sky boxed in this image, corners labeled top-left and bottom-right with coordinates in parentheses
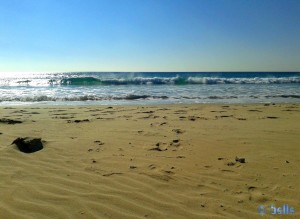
top-left (0, 0), bottom-right (300, 72)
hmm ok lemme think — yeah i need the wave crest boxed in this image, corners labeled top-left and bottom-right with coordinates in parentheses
top-left (58, 76), bottom-right (300, 85)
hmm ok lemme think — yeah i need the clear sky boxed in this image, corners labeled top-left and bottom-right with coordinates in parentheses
top-left (0, 0), bottom-right (300, 72)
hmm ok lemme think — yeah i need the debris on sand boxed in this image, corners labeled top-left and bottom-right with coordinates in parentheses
top-left (12, 137), bottom-right (44, 153)
top-left (0, 118), bottom-right (22, 124)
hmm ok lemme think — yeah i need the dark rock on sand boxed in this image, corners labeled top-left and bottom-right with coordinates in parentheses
top-left (188, 116), bottom-right (197, 121)
top-left (266, 116), bottom-right (279, 119)
top-left (67, 119), bottom-right (90, 123)
top-left (142, 111), bottom-right (154, 114)
top-left (235, 156), bottom-right (246, 163)
top-left (12, 137), bottom-right (44, 153)
top-left (0, 118), bottom-right (22, 124)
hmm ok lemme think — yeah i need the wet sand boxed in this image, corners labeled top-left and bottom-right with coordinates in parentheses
top-left (0, 103), bottom-right (299, 218)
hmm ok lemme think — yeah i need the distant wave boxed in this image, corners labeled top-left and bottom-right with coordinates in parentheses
top-left (265, 94), bottom-right (300, 98)
top-left (186, 77), bottom-right (300, 84)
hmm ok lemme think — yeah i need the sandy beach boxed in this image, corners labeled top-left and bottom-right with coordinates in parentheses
top-left (0, 103), bottom-right (299, 218)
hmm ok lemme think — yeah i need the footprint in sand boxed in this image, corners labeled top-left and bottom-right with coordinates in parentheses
top-left (148, 164), bottom-right (157, 170)
top-left (67, 119), bottom-right (90, 123)
top-left (149, 142), bottom-right (168, 151)
top-left (159, 122), bottom-right (167, 126)
top-left (248, 109), bottom-right (262, 112)
top-left (172, 129), bottom-right (185, 134)
top-left (143, 165), bottom-right (174, 182)
top-left (102, 172), bottom-right (123, 177)
top-left (94, 140), bottom-right (104, 145)
top-left (170, 139), bottom-right (180, 147)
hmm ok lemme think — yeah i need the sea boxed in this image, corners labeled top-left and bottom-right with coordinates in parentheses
top-left (0, 72), bottom-right (299, 106)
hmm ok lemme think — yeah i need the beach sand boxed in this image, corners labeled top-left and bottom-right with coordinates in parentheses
top-left (0, 103), bottom-right (299, 218)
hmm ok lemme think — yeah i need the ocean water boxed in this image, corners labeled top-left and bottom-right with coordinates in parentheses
top-left (0, 72), bottom-right (299, 106)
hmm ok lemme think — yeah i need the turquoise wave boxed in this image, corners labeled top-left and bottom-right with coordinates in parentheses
top-left (57, 76), bottom-right (300, 86)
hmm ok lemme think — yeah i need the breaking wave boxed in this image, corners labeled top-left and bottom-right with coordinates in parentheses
top-left (55, 76), bottom-right (300, 86)
top-left (1, 72), bottom-right (300, 86)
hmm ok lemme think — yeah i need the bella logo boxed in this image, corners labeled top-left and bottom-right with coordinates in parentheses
top-left (270, 204), bottom-right (295, 215)
top-left (258, 204), bottom-right (295, 215)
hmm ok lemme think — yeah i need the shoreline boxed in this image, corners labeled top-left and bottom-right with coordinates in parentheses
top-left (1, 101), bottom-right (300, 107)
top-left (0, 103), bottom-right (299, 218)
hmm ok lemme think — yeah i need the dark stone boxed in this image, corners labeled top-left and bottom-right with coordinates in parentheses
top-left (188, 116), bottom-right (196, 121)
top-left (12, 137), bottom-right (44, 153)
top-left (0, 118), bottom-right (22, 124)
top-left (235, 156), bottom-right (246, 163)
top-left (74, 119), bottom-right (89, 123)
top-left (67, 119), bottom-right (90, 123)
